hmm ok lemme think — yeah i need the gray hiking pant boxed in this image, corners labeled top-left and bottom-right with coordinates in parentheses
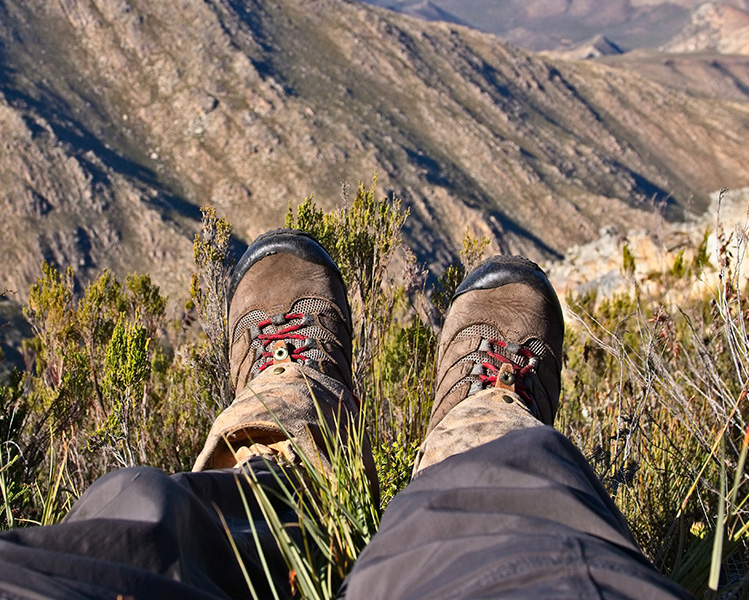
top-left (0, 427), bottom-right (692, 599)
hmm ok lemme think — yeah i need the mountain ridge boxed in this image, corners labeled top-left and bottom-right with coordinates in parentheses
top-left (0, 0), bottom-right (748, 309)
top-left (361, 0), bottom-right (749, 52)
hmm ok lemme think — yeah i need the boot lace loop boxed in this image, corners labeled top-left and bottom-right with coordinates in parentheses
top-left (257, 312), bottom-right (314, 372)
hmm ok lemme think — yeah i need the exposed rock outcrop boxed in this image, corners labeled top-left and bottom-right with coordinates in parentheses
top-left (546, 187), bottom-right (749, 303)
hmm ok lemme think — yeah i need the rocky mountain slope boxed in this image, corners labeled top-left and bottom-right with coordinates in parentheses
top-left (1, 0), bottom-right (749, 313)
top-left (661, 2), bottom-right (749, 53)
top-left (596, 50), bottom-right (749, 103)
top-left (547, 35), bottom-right (627, 61)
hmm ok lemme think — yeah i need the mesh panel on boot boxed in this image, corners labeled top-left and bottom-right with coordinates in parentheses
top-left (233, 309), bottom-right (267, 378)
top-left (288, 298), bottom-right (341, 367)
top-left (448, 325), bottom-right (555, 398)
top-left (291, 297), bottom-right (341, 324)
top-left (233, 309), bottom-right (268, 342)
top-left (232, 298), bottom-right (343, 378)
top-left (456, 325), bottom-right (534, 365)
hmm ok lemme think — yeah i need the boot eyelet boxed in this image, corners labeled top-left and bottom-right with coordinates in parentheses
top-left (273, 366), bottom-right (285, 375)
top-left (274, 346), bottom-right (289, 361)
top-left (500, 371), bottom-right (516, 386)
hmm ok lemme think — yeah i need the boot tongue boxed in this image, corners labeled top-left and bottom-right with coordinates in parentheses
top-left (233, 439), bottom-right (299, 468)
top-left (200, 422), bottom-right (289, 469)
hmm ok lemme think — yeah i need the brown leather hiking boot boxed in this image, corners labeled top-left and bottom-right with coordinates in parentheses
top-left (414, 255), bottom-right (564, 473)
top-left (226, 228), bottom-right (354, 396)
top-left (193, 229), bottom-right (376, 493)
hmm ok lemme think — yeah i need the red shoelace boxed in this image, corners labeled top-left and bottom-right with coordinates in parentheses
top-left (257, 313), bottom-right (313, 372)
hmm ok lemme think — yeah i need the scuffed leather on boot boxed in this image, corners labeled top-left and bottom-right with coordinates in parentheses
top-left (193, 363), bottom-right (379, 499)
top-left (194, 363), bottom-right (361, 471)
top-left (413, 388), bottom-right (543, 474)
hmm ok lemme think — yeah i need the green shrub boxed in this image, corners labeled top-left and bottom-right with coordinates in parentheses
top-left (7, 259), bottom-right (221, 523)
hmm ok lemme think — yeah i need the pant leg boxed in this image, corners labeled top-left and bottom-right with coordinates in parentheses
top-left (0, 463), bottom-right (296, 600)
top-left (341, 427), bottom-right (693, 600)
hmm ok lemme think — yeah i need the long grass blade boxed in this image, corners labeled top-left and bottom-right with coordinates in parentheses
top-left (708, 436), bottom-right (727, 592)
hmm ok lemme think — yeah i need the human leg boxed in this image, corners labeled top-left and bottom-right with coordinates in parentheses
top-left (0, 229), bottom-right (372, 600)
top-left (0, 464), bottom-right (294, 600)
top-left (342, 255), bottom-right (692, 600)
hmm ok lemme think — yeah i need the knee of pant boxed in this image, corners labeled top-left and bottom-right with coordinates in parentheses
top-left (65, 466), bottom-right (184, 524)
top-left (499, 425), bottom-right (573, 457)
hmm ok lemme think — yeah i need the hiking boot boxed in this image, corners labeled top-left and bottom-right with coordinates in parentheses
top-left (226, 228), bottom-right (354, 397)
top-left (413, 255), bottom-right (564, 473)
top-left (193, 229), bottom-right (376, 494)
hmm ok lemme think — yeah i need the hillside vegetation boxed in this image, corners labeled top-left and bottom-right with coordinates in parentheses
top-left (0, 184), bottom-right (746, 598)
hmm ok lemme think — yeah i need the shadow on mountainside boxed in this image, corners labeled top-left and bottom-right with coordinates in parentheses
top-left (0, 58), bottom-right (247, 269)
